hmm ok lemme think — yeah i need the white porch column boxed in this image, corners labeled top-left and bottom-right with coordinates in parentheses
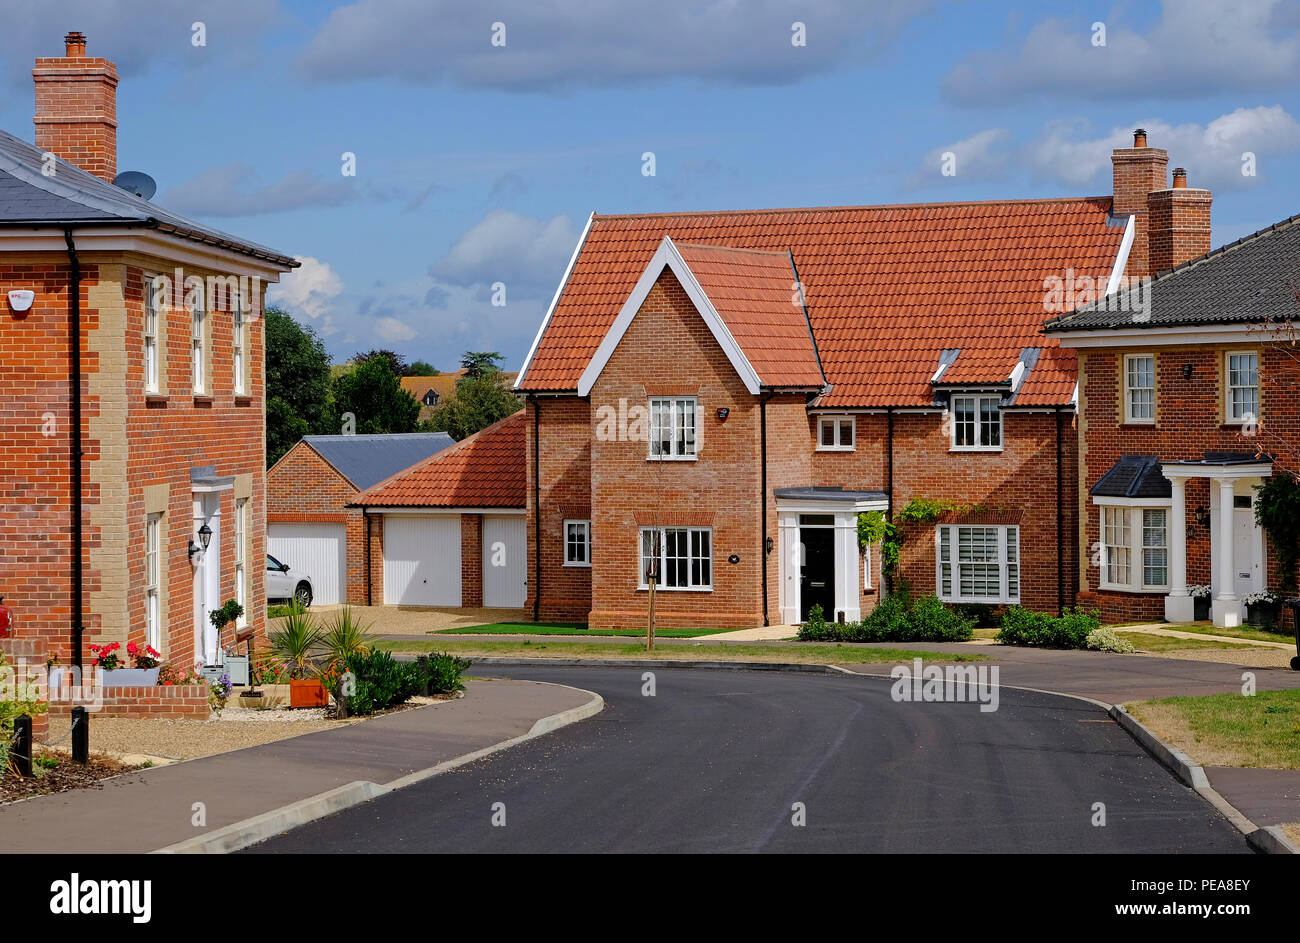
top-left (1164, 475), bottom-right (1194, 623)
top-left (834, 512), bottom-right (862, 623)
top-left (1212, 477), bottom-right (1243, 628)
top-left (778, 513), bottom-right (800, 625)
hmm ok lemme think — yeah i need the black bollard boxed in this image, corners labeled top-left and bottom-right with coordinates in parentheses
top-left (71, 706), bottom-right (89, 764)
top-left (13, 714), bottom-right (32, 777)
top-left (417, 655), bottom-right (430, 696)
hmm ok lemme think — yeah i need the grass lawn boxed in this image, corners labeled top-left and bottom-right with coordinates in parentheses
top-left (1128, 689), bottom-right (1300, 769)
top-left (436, 622), bottom-right (738, 638)
top-left (1115, 631), bottom-right (1274, 653)
top-left (385, 638), bottom-right (987, 666)
top-left (1151, 623), bottom-right (1295, 644)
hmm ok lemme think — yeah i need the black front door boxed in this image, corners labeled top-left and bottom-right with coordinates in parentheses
top-left (799, 526), bottom-right (836, 621)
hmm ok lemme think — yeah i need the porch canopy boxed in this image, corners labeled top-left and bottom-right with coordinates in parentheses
top-left (1092, 452), bottom-right (1272, 628)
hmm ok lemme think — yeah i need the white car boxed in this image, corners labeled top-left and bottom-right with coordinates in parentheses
top-left (266, 553), bottom-right (313, 608)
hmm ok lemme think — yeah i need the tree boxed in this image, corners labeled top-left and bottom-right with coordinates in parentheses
top-left (266, 306), bottom-right (332, 466)
top-left (353, 348), bottom-right (409, 378)
top-left (420, 371), bottom-right (521, 440)
top-left (407, 360), bottom-right (438, 377)
top-left (331, 356), bottom-right (420, 434)
top-left (461, 351), bottom-right (504, 379)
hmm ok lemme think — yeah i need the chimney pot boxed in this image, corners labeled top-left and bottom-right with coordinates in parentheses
top-left (1133, 128), bottom-right (1147, 148)
top-left (64, 31), bottom-right (86, 57)
top-left (1172, 167), bottom-right (1187, 188)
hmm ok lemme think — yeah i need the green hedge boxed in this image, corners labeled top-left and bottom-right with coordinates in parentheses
top-left (797, 593), bottom-right (975, 643)
top-left (336, 650), bottom-right (471, 716)
top-left (995, 606), bottom-right (1100, 649)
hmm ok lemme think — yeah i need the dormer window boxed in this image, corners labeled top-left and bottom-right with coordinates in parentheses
top-left (423, 391), bottom-right (438, 407)
top-left (950, 394), bottom-right (1002, 451)
top-left (817, 416), bottom-right (855, 451)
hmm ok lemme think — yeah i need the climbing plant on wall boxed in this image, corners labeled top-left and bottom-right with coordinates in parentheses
top-left (1256, 472), bottom-right (1300, 593)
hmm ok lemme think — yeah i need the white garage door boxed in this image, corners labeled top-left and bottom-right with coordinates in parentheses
top-left (482, 515), bottom-right (527, 608)
top-left (267, 522), bottom-right (346, 606)
top-left (383, 515), bottom-right (461, 606)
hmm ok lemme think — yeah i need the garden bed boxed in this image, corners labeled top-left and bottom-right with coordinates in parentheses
top-left (0, 753), bottom-right (138, 805)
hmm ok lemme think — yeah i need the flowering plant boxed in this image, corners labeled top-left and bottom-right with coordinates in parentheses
top-left (157, 662), bottom-right (203, 686)
top-left (127, 642), bottom-right (161, 670)
top-left (1244, 589), bottom-right (1279, 606)
top-left (1188, 584), bottom-right (1212, 599)
top-left (209, 672), bottom-right (233, 713)
top-left (88, 642), bottom-right (123, 670)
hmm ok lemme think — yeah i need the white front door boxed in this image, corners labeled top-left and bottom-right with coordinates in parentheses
top-left (1233, 502), bottom-right (1263, 597)
top-left (193, 493), bottom-right (222, 664)
top-left (482, 515), bottom-right (526, 608)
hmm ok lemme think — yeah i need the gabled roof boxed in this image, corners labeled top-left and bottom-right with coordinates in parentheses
top-left (300, 433), bottom-right (455, 491)
top-left (401, 370), bottom-right (520, 405)
top-left (519, 198), bottom-right (1126, 407)
top-left (354, 410), bottom-right (526, 508)
top-left (0, 129), bottom-right (296, 266)
top-left (577, 237), bottom-right (824, 395)
top-left (1047, 212), bottom-right (1300, 334)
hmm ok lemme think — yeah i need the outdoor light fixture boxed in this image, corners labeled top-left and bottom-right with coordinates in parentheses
top-left (1194, 506), bottom-right (1210, 528)
top-left (765, 537), bottom-right (774, 554)
top-left (1182, 363), bottom-right (1194, 379)
top-left (188, 522), bottom-right (212, 559)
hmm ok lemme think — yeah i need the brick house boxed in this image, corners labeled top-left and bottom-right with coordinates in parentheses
top-left (514, 130), bottom-right (1213, 630)
top-left (1047, 210), bottom-right (1300, 629)
top-left (402, 370), bottom-right (519, 422)
top-left (351, 412), bottom-right (527, 609)
top-left (266, 432), bottom-right (453, 605)
top-left (0, 34), bottom-right (296, 676)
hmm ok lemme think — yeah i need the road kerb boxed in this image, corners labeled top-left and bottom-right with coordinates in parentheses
top-left (152, 682), bottom-right (603, 854)
top-left (454, 656), bottom-right (856, 674)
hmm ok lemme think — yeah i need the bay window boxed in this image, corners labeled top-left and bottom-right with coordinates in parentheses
top-left (1099, 505), bottom-right (1168, 592)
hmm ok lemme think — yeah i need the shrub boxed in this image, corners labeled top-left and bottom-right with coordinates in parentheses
top-left (797, 604), bottom-right (834, 641)
top-left (997, 606), bottom-right (1101, 649)
top-left (337, 650), bottom-right (414, 716)
top-left (798, 593), bottom-right (974, 644)
top-left (416, 652), bottom-right (472, 695)
top-left (1086, 626), bottom-right (1136, 653)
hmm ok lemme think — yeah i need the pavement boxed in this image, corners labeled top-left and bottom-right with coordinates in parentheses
top-left (245, 664), bottom-right (1250, 854)
top-left (0, 677), bottom-right (595, 854)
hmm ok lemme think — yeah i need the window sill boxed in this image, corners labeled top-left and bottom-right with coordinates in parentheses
top-left (234, 395), bottom-right (252, 407)
top-left (940, 596), bottom-right (1018, 605)
top-left (636, 586), bottom-right (713, 593)
top-left (647, 456), bottom-right (698, 462)
top-left (815, 446), bottom-right (855, 453)
top-left (563, 561), bottom-right (592, 569)
top-left (949, 447), bottom-right (1004, 454)
top-left (1120, 420), bottom-right (1156, 428)
top-left (192, 394), bottom-right (214, 407)
top-left (144, 393), bottom-right (168, 407)
top-left (1099, 584), bottom-right (1169, 595)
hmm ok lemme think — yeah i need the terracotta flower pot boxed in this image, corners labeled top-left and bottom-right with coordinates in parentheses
top-left (289, 678), bottom-right (328, 708)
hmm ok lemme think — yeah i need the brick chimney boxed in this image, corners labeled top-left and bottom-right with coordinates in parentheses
top-left (33, 32), bottom-right (118, 182)
top-left (1147, 167), bottom-right (1212, 274)
top-left (1112, 128), bottom-right (1168, 278)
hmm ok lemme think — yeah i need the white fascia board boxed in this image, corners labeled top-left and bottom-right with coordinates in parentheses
top-left (515, 211), bottom-right (595, 390)
top-left (0, 227), bottom-right (292, 280)
top-left (1057, 324), bottom-right (1288, 348)
top-left (1160, 462), bottom-right (1273, 480)
top-left (1091, 495), bottom-right (1173, 507)
top-left (577, 236), bottom-right (762, 397)
top-left (1105, 214), bottom-right (1136, 295)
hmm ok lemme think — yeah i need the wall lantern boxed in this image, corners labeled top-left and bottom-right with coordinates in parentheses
top-left (716, 407), bottom-right (730, 421)
top-left (1182, 363), bottom-right (1194, 379)
top-left (728, 553), bottom-right (741, 565)
top-left (1194, 506), bottom-right (1210, 528)
top-left (765, 537), bottom-right (774, 555)
top-left (188, 522), bottom-right (212, 559)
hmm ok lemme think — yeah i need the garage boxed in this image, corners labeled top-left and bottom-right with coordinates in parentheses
top-left (267, 522), bottom-right (346, 606)
top-left (482, 515), bottom-right (527, 607)
top-left (383, 514), bottom-right (462, 606)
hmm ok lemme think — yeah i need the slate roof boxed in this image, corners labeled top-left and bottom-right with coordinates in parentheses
top-left (773, 486), bottom-right (888, 502)
top-left (1090, 455), bottom-right (1172, 499)
top-left (354, 411), bottom-right (526, 508)
top-left (301, 433), bottom-right (455, 491)
top-left (519, 198), bottom-right (1125, 407)
top-left (674, 243), bottom-right (824, 388)
top-left (0, 129), bottom-right (296, 266)
top-left (1046, 212), bottom-right (1300, 334)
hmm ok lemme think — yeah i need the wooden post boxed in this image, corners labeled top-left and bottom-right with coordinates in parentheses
top-left (13, 714), bottom-right (32, 777)
top-left (646, 560), bottom-right (656, 652)
top-left (71, 706), bottom-right (88, 765)
top-left (417, 655), bottom-right (430, 696)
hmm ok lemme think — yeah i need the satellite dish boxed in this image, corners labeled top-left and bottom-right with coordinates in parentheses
top-left (112, 170), bottom-right (157, 201)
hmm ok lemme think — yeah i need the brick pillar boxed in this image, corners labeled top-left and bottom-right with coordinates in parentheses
top-left (461, 514), bottom-right (483, 607)
top-left (1111, 128), bottom-right (1168, 279)
top-left (33, 32), bottom-right (118, 182)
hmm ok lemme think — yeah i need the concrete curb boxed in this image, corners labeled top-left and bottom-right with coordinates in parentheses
top-left (1248, 825), bottom-right (1300, 854)
top-left (152, 681), bottom-right (603, 854)
top-left (455, 656), bottom-right (855, 674)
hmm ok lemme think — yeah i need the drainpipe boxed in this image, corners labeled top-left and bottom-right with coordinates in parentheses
top-left (1056, 406), bottom-right (1065, 616)
top-left (531, 395), bottom-right (541, 623)
top-left (885, 407), bottom-right (894, 596)
top-left (760, 392), bottom-right (773, 626)
top-left (64, 229), bottom-right (84, 671)
top-left (364, 509), bottom-right (372, 606)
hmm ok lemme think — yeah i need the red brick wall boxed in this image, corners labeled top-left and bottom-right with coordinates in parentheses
top-left (526, 397), bottom-right (592, 621)
top-left (1147, 187), bottom-right (1212, 274)
top-left (33, 50), bottom-right (118, 182)
top-left (1078, 344), bottom-right (1300, 622)
top-left (1112, 144), bottom-right (1168, 279)
top-left (461, 513), bottom-right (483, 607)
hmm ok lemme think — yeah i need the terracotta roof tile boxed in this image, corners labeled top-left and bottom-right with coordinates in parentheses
top-left (354, 410), bottom-right (526, 508)
top-left (520, 199), bottom-right (1123, 407)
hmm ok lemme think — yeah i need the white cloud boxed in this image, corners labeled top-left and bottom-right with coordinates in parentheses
top-left (1026, 107), bottom-right (1300, 190)
top-left (297, 0), bottom-right (937, 90)
top-left (374, 316), bottom-right (417, 342)
top-left (908, 128), bottom-right (1010, 188)
top-left (270, 256), bottom-right (344, 331)
top-left (943, 0), bottom-right (1300, 104)
top-left (429, 209), bottom-right (578, 299)
top-left (162, 163), bottom-right (388, 217)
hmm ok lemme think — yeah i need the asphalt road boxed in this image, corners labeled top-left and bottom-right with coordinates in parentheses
top-left (244, 665), bottom-right (1250, 853)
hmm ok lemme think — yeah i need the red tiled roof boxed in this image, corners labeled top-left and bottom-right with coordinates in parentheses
top-left (354, 410), bottom-right (526, 508)
top-left (672, 243), bottom-right (824, 389)
top-left (519, 198), bottom-right (1123, 407)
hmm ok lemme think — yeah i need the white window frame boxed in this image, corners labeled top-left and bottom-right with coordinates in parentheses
top-left (234, 497), bottom-right (247, 626)
top-left (949, 394), bottom-right (1003, 452)
top-left (935, 524), bottom-right (1020, 604)
top-left (190, 280), bottom-right (206, 393)
top-left (648, 397), bottom-right (698, 461)
top-left (816, 416), bottom-right (855, 451)
top-left (638, 526), bottom-right (712, 591)
top-left (1098, 505), bottom-right (1169, 593)
top-left (145, 512), bottom-right (162, 650)
top-left (1123, 353), bottom-right (1155, 424)
top-left (563, 519), bottom-right (591, 567)
top-left (1225, 350), bottom-right (1259, 424)
top-left (232, 290), bottom-right (246, 396)
top-left (143, 274), bottom-right (160, 394)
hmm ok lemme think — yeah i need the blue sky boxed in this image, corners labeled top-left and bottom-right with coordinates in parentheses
top-left (1, 0), bottom-right (1298, 372)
